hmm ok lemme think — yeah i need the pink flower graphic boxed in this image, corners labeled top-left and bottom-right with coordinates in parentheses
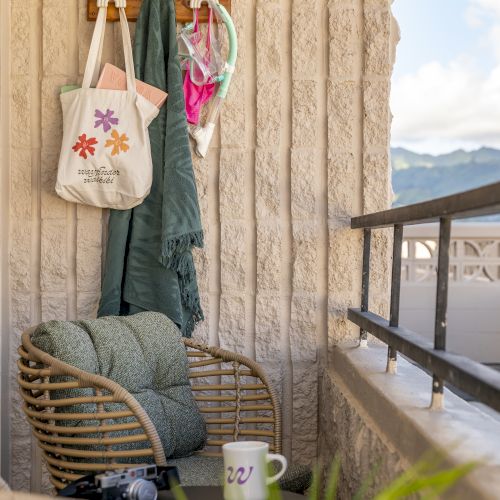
top-left (94, 109), bottom-right (119, 133)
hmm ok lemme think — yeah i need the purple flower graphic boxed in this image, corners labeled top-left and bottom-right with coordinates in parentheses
top-left (94, 109), bottom-right (119, 133)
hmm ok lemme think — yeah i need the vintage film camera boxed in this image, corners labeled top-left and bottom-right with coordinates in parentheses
top-left (58, 465), bottom-right (180, 500)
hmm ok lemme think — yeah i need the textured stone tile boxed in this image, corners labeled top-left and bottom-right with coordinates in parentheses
top-left (328, 220), bottom-right (362, 299)
top-left (113, 21), bottom-right (136, 70)
top-left (10, 434), bottom-right (32, 491)
top-left (10, 223), bottom-right (31, 293)
top-left (41, 150), bottom-right (67, 219)
top-left (291, 149), bottom-right (316, 221)
top-left (10, 291), bottom-right (31, 333)
top-left (318, 369), bottom-right (405, 499)
top-left (219, 294), bottom-right (246, 353)
top-left (327, 80), bottom-right (356, 151)
top-left (77, 292), bottom-right (100, 319)
top-left (256, 3), bottom-right (282, 80)
top-left (363, 152), bottom-right (391, 214)
top-left (292, 0), bottom-right (318, 79)
top-left (11, 76), bottom-right (31, 148)
top-left (220, 149), bottom-right (248, 220)
top-left (255, 293), bottom-right (281, 362)
top-left (256, 220), bottom-right (281, 292)
top-left (363, 80), bottom-right (390, 149)
top-left (292, 80), bottom-right (318, 148)
top-left (41, 219), bottom-right (67, 292)
top-left (329, 6), bottom-right (356, 80)
top-left (230, 0), bottom-right (246, 64)
top-left (79, 6), bottom-right (115, 77)
top-left (256, 80), bottom-right (281, 148)
top-left (77, 218), bottom-right (102, 293)
top-left (364, 8), bottom-right (391, 77)
top-left (9, 380), bottom-right (30, 438)
top-left (256, 148), bottom-right (280, 219)
top-left (290, 294), bottom-right (317, 362)
top-left (364, 0), bottom-right (391, 6)
top-left (221, 75), bottom-right (246, 147)
top-left (11, 6), bottom-right (30, 76)
top-left (292, 221), bottom-right (317, 293)
top-left (369, 228), bottom-right (391, 310)
top-left (41, 76), bottom-right (72, 152)
top-left (327, 298), bottom-right (359, 346)
top-left (192, 152), bottom-right (210, 223)
top-left (328, 151), bottom-right (356, 218)
top-left (260, 360), bottom-right (284, 406)
top-left (78, 6), bottom-right (95, 76)
top-left (43, 2), bottom-right (73, 76)
top-left (41, 469), bottom-right (53, 495)
top-left (192, 292), bottom-right (209, 344)
top-left (292, 363), bottom-right (318, 465)
top-left (10, 148), bottom-right (32, 220)
top-left (77, 204), bottom-right (103, 219)
top-left (220, 74), bottom-right (246, 147)
top-left (221, 222), bottom-right (246, 293)
top-left (41, 292), bottom-right (67, 321)
top-left (193, 246), bottom-right (209, 293)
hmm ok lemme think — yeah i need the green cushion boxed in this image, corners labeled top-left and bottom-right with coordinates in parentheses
top-left (32, 312), bottom-right (207, 459)
top-left (170, 455), bottom-right (312, 494)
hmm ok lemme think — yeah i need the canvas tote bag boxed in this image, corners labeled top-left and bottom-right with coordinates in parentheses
top-left (56, 0), bottom-right (159, 209)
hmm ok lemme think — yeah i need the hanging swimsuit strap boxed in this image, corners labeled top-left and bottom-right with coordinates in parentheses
top-left (207, 7), bottom-right (213, 51)
top-left (82, 0), bottom-right (137, 94)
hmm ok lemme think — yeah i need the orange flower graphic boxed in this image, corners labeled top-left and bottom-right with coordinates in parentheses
top-left (105, 129), bottom-right (130, 156)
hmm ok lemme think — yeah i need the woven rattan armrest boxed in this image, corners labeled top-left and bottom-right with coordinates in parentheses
top-left (183, 339), bottom-right (282, 454)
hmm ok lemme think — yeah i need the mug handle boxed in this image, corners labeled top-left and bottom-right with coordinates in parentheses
top-left (266, 453), bottom-right (288, 485)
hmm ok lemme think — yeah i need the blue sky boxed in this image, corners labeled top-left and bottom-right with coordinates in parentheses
top-left (391, 0), bottom-right (500, 154)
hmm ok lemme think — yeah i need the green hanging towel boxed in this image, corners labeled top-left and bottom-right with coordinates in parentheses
top-left (98, 0), bottom-right (204, 336)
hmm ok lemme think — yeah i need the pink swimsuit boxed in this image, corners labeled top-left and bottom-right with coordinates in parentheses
top-left (183, 9), bottom-right (215, 125)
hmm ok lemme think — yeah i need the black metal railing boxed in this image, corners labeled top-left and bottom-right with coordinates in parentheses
top-left (349, 181), bottom-right (500, 411)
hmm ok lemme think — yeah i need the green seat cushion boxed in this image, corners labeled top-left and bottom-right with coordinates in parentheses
top-left (32, 312), bottom-right (207, 459)
top-left (170, 455), bottom-right (312, 494)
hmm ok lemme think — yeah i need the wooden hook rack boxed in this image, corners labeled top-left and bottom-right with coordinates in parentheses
top-left (87, 0), bottom-right (231, 23)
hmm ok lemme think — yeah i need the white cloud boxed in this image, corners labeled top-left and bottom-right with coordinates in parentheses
top-left (391, 60), bottom-right (500, 154)
top-left (466, 0), bottom-right (500, 27)
top-left (391, 0), bottom-right (500, 154)
top-left (469, 0), bottom-right (500, 19)
top-left (466, 0), bottom-right (500, 61)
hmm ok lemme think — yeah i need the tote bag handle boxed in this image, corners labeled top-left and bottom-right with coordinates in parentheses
top-left (82, 0), bottom-right (137, 95)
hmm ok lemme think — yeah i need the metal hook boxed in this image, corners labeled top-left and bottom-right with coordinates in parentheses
top-left (97, 0), bottom-right (127, 7)
top-left (188, 0), bottom-right (219, 9)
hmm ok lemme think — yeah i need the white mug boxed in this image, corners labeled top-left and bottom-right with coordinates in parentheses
top-left (222, 441), bottom-right (288, 500)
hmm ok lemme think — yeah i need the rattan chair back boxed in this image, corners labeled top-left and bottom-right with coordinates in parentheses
top-left (18, 328), bottom-right (281, 491)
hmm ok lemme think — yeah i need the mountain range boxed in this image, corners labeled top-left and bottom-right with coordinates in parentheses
top-left (391, 147), bottom-right (500, 208)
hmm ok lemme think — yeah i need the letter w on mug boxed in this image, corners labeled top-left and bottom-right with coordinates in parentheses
top-left (223, 442), bottom-right (287, 500)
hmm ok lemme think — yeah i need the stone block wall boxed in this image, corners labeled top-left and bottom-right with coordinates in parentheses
top-left (5, 0), bottom-right (396, 492)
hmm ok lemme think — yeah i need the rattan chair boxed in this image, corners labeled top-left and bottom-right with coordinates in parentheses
top-left (18, 327), bottom-right (282, 492)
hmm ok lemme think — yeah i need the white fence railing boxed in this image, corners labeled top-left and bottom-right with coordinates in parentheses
top-left (401, 223), bottom-right (500, 364)
top-left (403, 223), bottom-right (500, 284)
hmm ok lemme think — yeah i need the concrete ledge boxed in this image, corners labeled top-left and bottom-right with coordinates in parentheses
top-left (322, 343), bottom-right (500, 499)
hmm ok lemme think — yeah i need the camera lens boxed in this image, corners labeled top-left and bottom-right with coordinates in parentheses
top-left (127, 479), bottom-right (157, 500)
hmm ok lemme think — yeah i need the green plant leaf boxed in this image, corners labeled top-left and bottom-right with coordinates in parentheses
top-left (373, 450), bottom-right (447, 499)
top-left (324, 454), bottom-right (341, 500)
top-left (418, 462), bottom-right (477, 499)
top-left (353, 462), bottom-right (381, 500)
top-left (169, 479), bottom-right (188, 500)
top-left (267, 461), bottom-right (283, 500)
top-left (374, 461), bottom-right (477, 500)
top-left (307, 463), bottom-right (322, 500)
